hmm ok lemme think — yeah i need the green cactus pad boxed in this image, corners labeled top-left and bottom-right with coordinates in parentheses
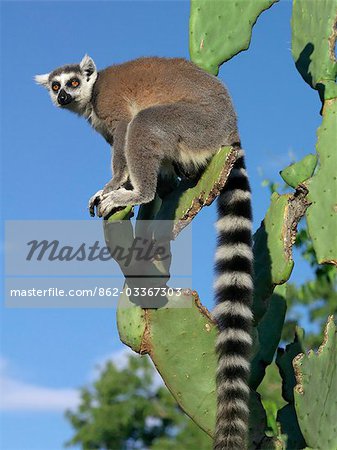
top-left (276, 328), bottom-right (304, 404)
top-left (250, 285), bottom-right (287, 390)
top-left (291, 0), bottom-right (337, 99)
top-left (190, 0), bottom-right (278, 75)
top-left (117, 288), bottom-right (147, 353)
top-left (276, 329), bottom-right (306, 449)
top-left (106, 205), bottom-right (133, 222)
top-left (117, 289), bottom-right (271, 445)
top-left (260, 194), bottom-right (294, 283)
top-left (253, 190), bottom-right (308, 322)
top-left (293, 316), bottom-right (337, 450)
top-left (305, 101), bottom-right (337, 265)
top-left (280, 154), bottom-right (317, 189)
top-left (145, 291), bottom-right (217, 435)
top-left (117, 289), bottom-right (217, 434)
top-left (154, 146), bottom-right (236, 236)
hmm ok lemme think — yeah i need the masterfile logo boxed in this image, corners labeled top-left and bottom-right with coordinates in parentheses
top-left (4, 220), bottom-right (192, 308)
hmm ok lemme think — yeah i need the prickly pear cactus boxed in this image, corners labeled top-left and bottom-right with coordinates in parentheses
top-left (305, 101), bottom-right (337, 265)
top-left (250, 285), bottom-right (287, 390)
top-left (103, 0), bottom-right (337, 448)
top-left (272, 4), bottom-right (337, 448)
top-left (293, 317), bottom-right (337, 450)
top-left (276, 329), bottom-right (306, 449)
top-left (118, 289), bottom-right (217, 435)
top-left (291, 0), bottom-right (337, 265)
top-left (291, 0), bottom-right (337, 99)
top-left (253, 191), bottom-right (309, 321)
top-left (280, 154), bottom-right (317, 189)
top-left (190, 0), bottom-right (278, 75)
top-left (276, 317), bottom-right (337, 450)
top-left (117, 287), bottom-right (282, 449)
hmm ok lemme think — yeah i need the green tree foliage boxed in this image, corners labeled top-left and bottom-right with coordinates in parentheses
top-left (65, 354), bottom-right (212, 450)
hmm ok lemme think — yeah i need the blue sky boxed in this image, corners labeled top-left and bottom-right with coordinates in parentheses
top-left (0, 1), bottom-right (322, 449)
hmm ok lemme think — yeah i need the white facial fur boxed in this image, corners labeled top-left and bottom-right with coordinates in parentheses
top-left (35, 55), bottom-right (98, 115)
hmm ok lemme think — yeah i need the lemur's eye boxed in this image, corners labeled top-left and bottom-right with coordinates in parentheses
top-left (52, 82), bottom-right (60, 92)
top-left (67, 78), bottom-right (80, 88)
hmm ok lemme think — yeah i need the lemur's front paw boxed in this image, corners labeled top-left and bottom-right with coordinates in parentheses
top-left (97, 192), bottom-right (119, 218)
top-left (88, 190), bottom-right (103, 217)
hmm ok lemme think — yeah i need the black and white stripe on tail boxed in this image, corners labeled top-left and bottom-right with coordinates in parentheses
top-left (213, 148), bottom-right (253, 450)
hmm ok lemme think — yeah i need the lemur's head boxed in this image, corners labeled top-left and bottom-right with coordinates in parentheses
top-left (35, 55), bottom-right (97, 114)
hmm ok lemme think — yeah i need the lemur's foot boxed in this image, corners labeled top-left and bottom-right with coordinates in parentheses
top-left (98, 198), bottom-right (115, 218)
top-left (97, 188), bottom-right (151, 218)
top-left (89, 188), bottom-right (138, 218)
top-left (88, 190), bottom-right (103, 217)
top-left (89, 180), bottom-right (127, 217)
top-left (97, 189), bottom-right (129, 217)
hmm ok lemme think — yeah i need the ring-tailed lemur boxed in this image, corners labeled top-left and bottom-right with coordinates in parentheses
top-left (36, 55), bottom-right (253, 450)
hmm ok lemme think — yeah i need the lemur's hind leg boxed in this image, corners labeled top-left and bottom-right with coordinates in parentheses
top-left (103, 121), bottom-right (130, 193)
top-left (98, 110), bottom-right (166, 217)
top-left (89, 121), bottom-right (129, 216)
top-left (98, 101), bottom-right (229, 217)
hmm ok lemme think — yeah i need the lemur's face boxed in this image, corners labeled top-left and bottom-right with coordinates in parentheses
top-left (35, 55), bottom-right (97, 113)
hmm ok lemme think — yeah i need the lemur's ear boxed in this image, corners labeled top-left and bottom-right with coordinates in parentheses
top-left (80, 55), bottom-right (97, 79)
top-left (34, 73), bottom-right (50, 88)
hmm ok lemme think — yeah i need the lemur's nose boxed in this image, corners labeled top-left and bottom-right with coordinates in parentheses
top-left (57, 89), bottom-right (72, 106)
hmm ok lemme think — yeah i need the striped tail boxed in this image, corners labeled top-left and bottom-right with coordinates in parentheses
top-left (213, 148), bottom-right (253, 450)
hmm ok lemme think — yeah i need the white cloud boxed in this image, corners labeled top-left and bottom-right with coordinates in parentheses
top-left (90, 347), bottom-right (164, 389)
top-left (0, 357), bottom-right (80, 412)
top-left (0, 348), bottom-right (165, 413)
top-left (89, 346), bottom-right (134, 380)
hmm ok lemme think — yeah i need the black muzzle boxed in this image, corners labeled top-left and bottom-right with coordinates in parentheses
top-left (57, 89), bottom-right (73, 106)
